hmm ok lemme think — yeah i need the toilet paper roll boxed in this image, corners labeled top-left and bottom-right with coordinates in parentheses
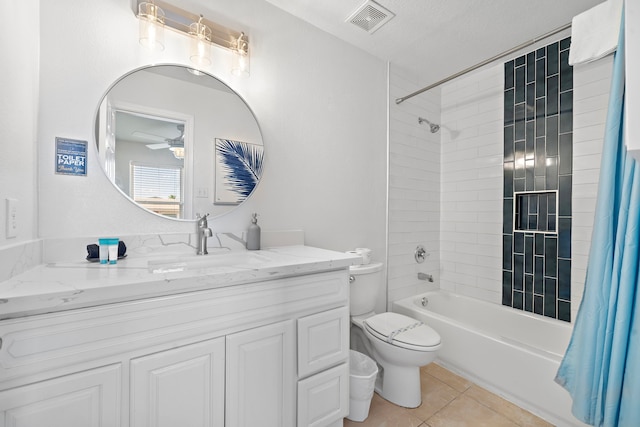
top-left (355, 248), bottom-right (372, 264)
top-left (346, 250), bottom-right (363, 264)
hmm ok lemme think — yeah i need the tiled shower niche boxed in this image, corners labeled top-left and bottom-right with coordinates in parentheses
top-left (502, 37), bottom-right (572, 322)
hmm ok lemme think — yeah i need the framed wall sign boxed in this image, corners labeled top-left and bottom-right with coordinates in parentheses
top-left (55, 137), bottom-right (87, 176)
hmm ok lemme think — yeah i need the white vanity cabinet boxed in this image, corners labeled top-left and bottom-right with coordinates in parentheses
top-left (0, 269), bottom-right (350, 427)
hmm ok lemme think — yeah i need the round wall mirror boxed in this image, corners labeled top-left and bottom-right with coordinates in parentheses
top-left (94, 65), bottom-right (264, 220)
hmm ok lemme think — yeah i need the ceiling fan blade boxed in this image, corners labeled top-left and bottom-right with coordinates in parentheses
top-left (146, 143), bottom-right (170, 150)
top-left (133, 131), bottom-right (169, 142)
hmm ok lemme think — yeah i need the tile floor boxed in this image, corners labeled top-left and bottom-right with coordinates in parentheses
top-left (344, 363), bottom-right (554, 427)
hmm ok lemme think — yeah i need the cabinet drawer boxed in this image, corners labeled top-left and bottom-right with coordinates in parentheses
top-left (0, 364), bottom-right (121, 427)
top-left (298, 306), bottom-right (349, 378)
top-left (297, 363), bottom-right (349, 427)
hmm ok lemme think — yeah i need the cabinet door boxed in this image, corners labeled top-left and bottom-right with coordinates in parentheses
top-left (0, 364), bottom-right (121, 427)
top-left (298, 307), bottom-right (349, 378)
top-left (130, 338), bottom-right (225, 427)
top-left (297, 363), bottom-right (349, 427)
top-left (226, 320), bottom-right (296, 427)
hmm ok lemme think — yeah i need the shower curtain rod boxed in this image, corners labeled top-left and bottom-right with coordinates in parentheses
top-left (395, 22), bottom-right (572, 104)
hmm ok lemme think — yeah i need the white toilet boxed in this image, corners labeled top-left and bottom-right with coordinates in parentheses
top-left (349, 262), bottom-right (441, 408)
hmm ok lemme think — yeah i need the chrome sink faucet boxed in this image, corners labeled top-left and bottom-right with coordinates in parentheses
top-left (196, 213), bottom-right (213, 255)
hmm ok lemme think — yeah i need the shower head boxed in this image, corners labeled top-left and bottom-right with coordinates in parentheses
top-left (418, 117), bottom-right (440, 133)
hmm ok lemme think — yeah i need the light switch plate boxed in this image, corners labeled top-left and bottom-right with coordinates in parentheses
top-left (6, 198), bottom-right (17, 238)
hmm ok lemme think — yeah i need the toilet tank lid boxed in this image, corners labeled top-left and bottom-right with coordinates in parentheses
top-left (364, 312), bottom-right (441, 349)
top-left (349, 262), bottom-right (383, 275)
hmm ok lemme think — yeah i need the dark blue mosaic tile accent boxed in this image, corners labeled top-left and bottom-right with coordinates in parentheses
top-left (514, 254), bottom-right (524, 291)
top-left (534, 256), bottom-right (544, 293)
top-left (560, 91), bottom-right (573, 133)
top-left (544, 277), bottom-right (557, 318)
top-left (560, 48), bottom-right (573, 92)
top-left (503, 38), bottom-right (572, 322)
top-left (545, 237), bottom-right (558, 277)
top-left (525, 282), bottom-right (534, 312)
top-left (558, 300), bottom-right (571, 322)
top-left (504, 126), bottom-right (515, 161)
top-left (503, 271), bottom-right (513, 305)
top-left (505, 89), bottom-right (515, 125)
top-left (534, 295), bottom-right (544, 315)
top-left (535, 137), bottom-right (546, 176)
top-left (505, 61), bottom-right (515, 89)
top-left (514, 232), bottom-right (525, 253)
top-left (535, 98), bottom-right (546, 135)
top-left (503, 234), bottom-right (513, 270)
top-left (515, 105), bottom-right (526, 140)
top-left (526, 83), bottom-right (536, 121)
top-left (547, 41), bottom-right (559, 75)
top-left (526, 52), bottom-right (536, 83)
top-left (514, 291), bottom-right (524, 310)
top-left (559, 134), bottom-right (573, 175)
top-left (558, 259), bottom-right (571, 300)
top-left (515, 67), bottom-right (526, 103)
top-left (547, 75), bottom-right (559, 116)
top-left (535, 234), bottom-right (545, 256)
top-left (536, 58), bottom-right (546, 98)
top-left (546, 156), bottom-right (558, 190)
top-left (525, 235), bottom-right (534, 274)
top-left (559, 176), bottom-right (572, 217)
top-left (546, 116), bottom-right (559, 156)
top-left (503, 198), bottom-right (513, 234)
top-left (558, 217), bottom-right (572, 259)
top-left (515, 141), bottom-right (526, 178)
top-left (504, 162), bottom-right (514, 197)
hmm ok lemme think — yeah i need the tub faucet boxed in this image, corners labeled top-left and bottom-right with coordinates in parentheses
top-left (196, 213), bottom-right (212, 255)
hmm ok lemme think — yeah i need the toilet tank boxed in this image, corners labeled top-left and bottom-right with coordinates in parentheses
top-left (349, 262), bottom-right (383, 316)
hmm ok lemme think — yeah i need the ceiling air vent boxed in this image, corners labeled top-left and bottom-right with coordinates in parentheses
top-left (346, 0), bottom-right (395, 34)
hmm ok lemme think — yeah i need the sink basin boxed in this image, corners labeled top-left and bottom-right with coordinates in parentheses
top-left (148, 251), bottom-right (272, 274)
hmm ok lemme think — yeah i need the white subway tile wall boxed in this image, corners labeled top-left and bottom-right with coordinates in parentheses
top-left (440, 64), bottom-right (504, 304)
top-left (389, 50), bottom-right (612, 322)
top-left (439, 54), bottom-right (612, 321)
top-left (388, 67), bottom-right (441, 308)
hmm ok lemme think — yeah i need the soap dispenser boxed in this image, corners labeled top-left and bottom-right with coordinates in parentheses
top-left (246, 213), bottom-right (261, 250)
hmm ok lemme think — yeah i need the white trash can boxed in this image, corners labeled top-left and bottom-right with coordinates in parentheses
top-left (347, 350), bottom-right (379, 422)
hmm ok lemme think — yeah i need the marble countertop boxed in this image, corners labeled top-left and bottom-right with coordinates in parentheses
top-left (0, 245), bottom-right (360, 319)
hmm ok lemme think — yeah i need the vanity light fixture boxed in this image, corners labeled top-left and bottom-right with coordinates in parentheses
top-left (189, 15), bottom-right (212, 66)
top-left (134, 0), bottom-right (250, 76)
top-left (138, 1), bottom-right (165, 51)
top-left (231, 32), bottom-right (250, 77)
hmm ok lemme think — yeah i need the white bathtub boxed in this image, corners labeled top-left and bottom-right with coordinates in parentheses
top-left (393, 291), bottom-right (587, 427)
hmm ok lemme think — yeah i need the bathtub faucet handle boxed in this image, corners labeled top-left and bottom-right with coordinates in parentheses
top-left (415, 245), bottom-right (428, 263)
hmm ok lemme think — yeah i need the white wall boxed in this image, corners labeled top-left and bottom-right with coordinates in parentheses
top-left (0, 0), bottom-right (39, 247)
top-left (36, 0), bottom-right (388, 258)
top-left (388, 66), bottom-right (441, 309)
top-left (438, 33), bottom-right (611, 321)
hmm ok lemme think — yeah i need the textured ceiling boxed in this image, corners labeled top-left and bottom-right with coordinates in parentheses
top-left (263, 0), bottom-right (603, 87)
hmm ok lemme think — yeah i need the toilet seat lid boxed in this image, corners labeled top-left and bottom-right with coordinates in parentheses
top-left (364, 312), bottom-right (441, 351)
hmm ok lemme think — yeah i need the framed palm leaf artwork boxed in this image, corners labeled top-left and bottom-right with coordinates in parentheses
top-left (214, 138), bottom-right (264, 205)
